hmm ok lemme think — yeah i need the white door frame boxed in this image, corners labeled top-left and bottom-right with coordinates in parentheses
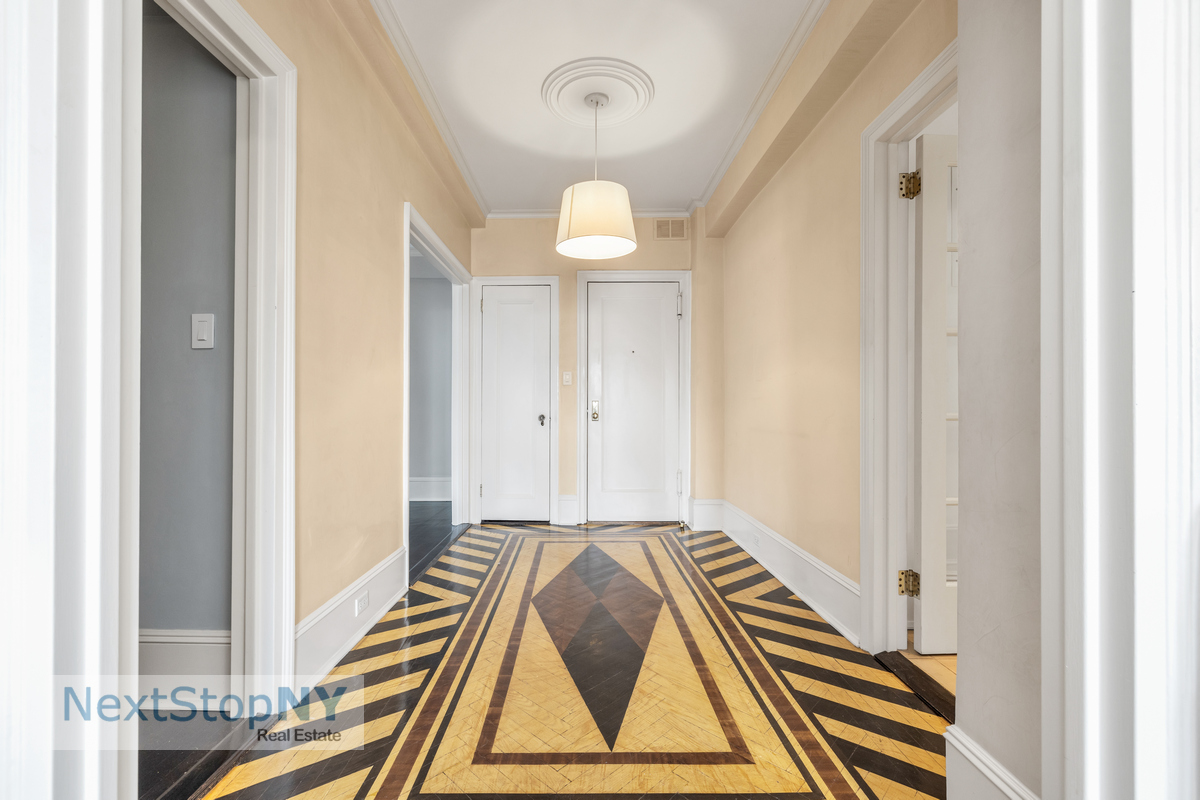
top-left (1042, 0), bottom-right (1200, 795)
top-left (469, 276), bottom-right (561, 524)
top-left (576, 270), bottom-right (692, 526)
top-left (14, 0), bottom-right (292, 795)
top-left (858, 41), bottom-right (957, 655)
top-left (402, 204), bottom-right (472, 567)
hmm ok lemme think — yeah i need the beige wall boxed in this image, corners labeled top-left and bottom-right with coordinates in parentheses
top-left (689, 207), bottom-right (725, 501)
top-left (720, 0), bottom-right (956, 583)
top-left (470, 217), bottom-right (691, 498)
top-left (239, 0), bottom-right (474, 620)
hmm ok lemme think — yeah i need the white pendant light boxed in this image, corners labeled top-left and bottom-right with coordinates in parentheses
top-left (556, 93), bottom-right (637, 260)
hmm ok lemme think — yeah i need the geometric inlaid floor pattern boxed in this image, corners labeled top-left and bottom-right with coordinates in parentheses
top-left (201, 525), bottom-right (948, 800)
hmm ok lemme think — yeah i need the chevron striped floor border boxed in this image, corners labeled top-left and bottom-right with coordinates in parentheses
top-left (196, 524), bottom-right (946, 800)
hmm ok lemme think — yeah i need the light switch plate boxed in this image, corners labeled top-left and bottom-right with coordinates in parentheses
top-left (563, 371), bottom-right (572, 386)
top-left (191, 313), bottom-right (215, 349)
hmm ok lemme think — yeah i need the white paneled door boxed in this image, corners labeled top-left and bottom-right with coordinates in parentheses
top-left (586, 282), bottom-right (681, 522)
top-left (481, 285), bottom-right (552, 521)
top-left (914, 133), bottom-right (959, 654)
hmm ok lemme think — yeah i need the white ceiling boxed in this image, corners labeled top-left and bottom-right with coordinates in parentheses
top-left (373, 0), bottom-right (827, 217)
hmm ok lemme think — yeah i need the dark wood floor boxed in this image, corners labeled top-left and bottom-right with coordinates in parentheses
top-left (409, 500), bottom-right (468, 583)
top-left (139, 715), bottom-right (243, 800)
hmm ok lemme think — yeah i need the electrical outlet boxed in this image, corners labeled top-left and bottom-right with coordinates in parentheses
top-left (753, 533), bottom-right (760, 548)
top-left (354, 592), bottom-right (369, 617)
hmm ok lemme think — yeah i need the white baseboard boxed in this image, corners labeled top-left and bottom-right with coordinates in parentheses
top-left (139, 629), bottom-right (232, 675)
top-left (294, 547), bottom-right (408, 682)
top-left (139, 629), bottom-right (233, 707)
top-left (689, 498), bottom-right (726, 532)
top-left (558, 495), bottom-right (579, 525)
top-left (945, 725), bottom-right (1040, 800)
top-left (689, 499), bottom-right (862, 648)
top-left (409, 477), bottom-right (451, 501)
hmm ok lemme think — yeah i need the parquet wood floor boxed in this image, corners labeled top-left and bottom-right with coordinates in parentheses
top-left (199, 525), bottom-right (947, 800)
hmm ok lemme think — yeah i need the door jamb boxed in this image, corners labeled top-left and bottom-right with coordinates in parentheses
top-left (469, 276), bottom-right (561, 525)
top-left (858, 41), bottom-right (957, 655)
top-left (575, 270), bottom-right (692, 526)
top-left (402, 203), bottom-right (472, 572)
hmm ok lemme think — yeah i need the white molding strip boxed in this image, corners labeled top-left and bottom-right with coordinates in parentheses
top-left (294, 547), bottom-right (408, 682)
top-left (945, 726), bottom-right (1041, 800)
top-left (485, 209), bottom-right (699, 220)
top-left (693, 0), bottom-right (830, 212)
top-left (409, 477), bottom-right (451, 502)
top-left (368, 0), bottom-right (490, 215)
top-left (139, 629), bottom-right (232, 645)
top-left (689, 498), bottom-right (726, 533)
top-left (693, 500), bottom-right (861, 648)
top-left (558, 496), bottom-right (579, 526)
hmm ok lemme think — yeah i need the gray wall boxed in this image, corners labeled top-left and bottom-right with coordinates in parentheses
top-left (140, 6), bottom-right (237, 632)
top-left (410, 277), bottom-right (452, 481)
top-left (951, 0), bottom-right (1042, 793)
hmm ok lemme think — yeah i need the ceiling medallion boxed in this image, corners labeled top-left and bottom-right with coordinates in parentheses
top-left (541, 57), bottom-right (654, 128)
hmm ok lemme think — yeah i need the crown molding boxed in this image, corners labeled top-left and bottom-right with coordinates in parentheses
top-left (368, 0), bottom-right (491, 218)
top-left (364, 0), bottom-right (828, 224)
top-left (693, 0), bottom-right (829, 211)
top-left (485, 208), bottom-right (695, 220)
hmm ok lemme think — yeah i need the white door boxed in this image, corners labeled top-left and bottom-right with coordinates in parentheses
top-left (586, 281), bottom-right (681, 522)
top-left (913, 134), bottom-right (959, 654)
top-left (481, 285), bottom-right (552, 521)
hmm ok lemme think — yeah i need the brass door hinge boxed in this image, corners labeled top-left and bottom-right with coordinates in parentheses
top-left (898, 569), bottom-right (921, 597)
top-left (899, 170), bottom-right (922, 199)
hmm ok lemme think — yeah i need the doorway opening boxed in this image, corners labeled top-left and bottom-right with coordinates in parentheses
top-left (403, 205), bottom-right (471, 581)
top-left (858, 43), bottom-right (958, 722)
top-left (138, 2), bottom-right (247, 796)
top-left (407, 240), bottom-right (467, 580)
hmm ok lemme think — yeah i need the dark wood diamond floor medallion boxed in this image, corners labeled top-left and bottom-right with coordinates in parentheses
top-left (530, 544), bottom-right (665, 749)
top-left (201, 525), bottom-right (949, 800)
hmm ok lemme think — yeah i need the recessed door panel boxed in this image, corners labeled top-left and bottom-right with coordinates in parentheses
top-left (586, 282), bottom-right (680, 522)
top-left (913, 134), bottom-right (959, 655)
top-left (482, 285), bottom-right (552, 521)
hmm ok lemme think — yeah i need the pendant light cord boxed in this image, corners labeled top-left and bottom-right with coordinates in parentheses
top-left (593, 103), bottom-right (598, 181)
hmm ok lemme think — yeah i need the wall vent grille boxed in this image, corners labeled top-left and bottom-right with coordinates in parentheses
top-left (654, 218), bottom-right (688, 240)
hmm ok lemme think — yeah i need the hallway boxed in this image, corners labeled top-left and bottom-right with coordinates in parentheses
top-left (201, 526), bottom-right (947, 800)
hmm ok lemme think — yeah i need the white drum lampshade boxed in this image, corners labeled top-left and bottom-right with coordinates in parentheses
top-left (555, 179), bottom-right (637, 260)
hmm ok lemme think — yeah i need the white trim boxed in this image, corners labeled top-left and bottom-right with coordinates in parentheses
top-left (403, 203), bottom-right (472, 583)
top-left (368, 0), bottom-right (490, 215)
top-left (1044, 0), bottom-right (1200, 796)
top-left (858, 41), bottom-right (957, 655)
top-left (294, 547), bottom-right (408, 681)
top-left (139, 629), bottom-right (233, 645)
top-left (558, 495), bottom-right (580, 526)
top-left (469, 276), bottom-right (561, 524)
top-left (692, 0), bottom-right (829, 214)
top-left (689, 498), bottom-right (726, 533)
top-left (409, 477), bottom-right (452, 502)
top-left (487, 209), bottom-right (702, 220)
top-left (702, 500), bottom-right (861, 648)
top-left (576, 270), bottom-right (691, 525)
top-left (945, 726), bottom-right (1041, 800)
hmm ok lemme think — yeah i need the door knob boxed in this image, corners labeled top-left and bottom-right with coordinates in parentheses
top-left (591, 400), bottom-right (599, 421)
top-left (538, 414), bottom-right (546, 426)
